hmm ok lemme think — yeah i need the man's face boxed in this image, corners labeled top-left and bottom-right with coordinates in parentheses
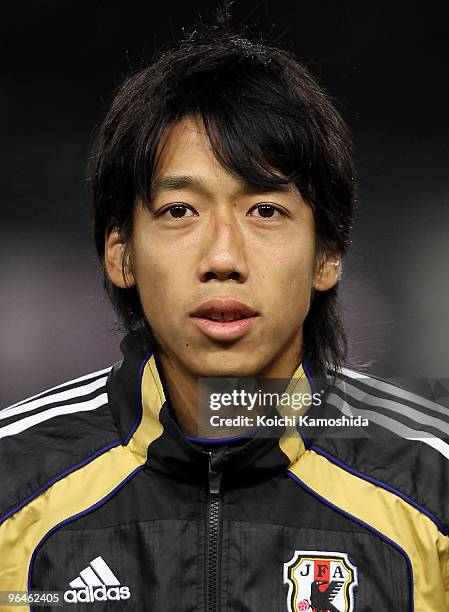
top-left (107, 116), bottom-right (337, 378)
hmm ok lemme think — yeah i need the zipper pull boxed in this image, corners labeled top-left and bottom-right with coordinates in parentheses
top-left (207, 448), bottom-right (228, 495)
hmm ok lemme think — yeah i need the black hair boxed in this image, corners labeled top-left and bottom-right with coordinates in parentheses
top-left (88, 20), bottom-right (356, 374)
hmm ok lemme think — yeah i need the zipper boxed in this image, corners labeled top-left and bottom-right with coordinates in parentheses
top-left (206, 447), bottom-right (228, 612)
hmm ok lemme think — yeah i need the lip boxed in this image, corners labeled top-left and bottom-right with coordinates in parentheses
top-left (190, 298), bottom-right (259, 342)
top-left (191, 316), bottom-right (257, 342)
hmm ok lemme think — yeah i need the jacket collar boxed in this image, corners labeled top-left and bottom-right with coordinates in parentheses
top-left (107, 332), bottom-right (326, 484)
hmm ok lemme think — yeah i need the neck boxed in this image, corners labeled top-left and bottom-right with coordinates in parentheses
top-left (155, 335), bottom-right (304, 437)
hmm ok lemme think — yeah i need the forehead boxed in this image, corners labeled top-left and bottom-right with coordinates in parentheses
top-left (154, 116), bottom-right (227, 178)
top-left (152, 115), bottom-right (299, 198)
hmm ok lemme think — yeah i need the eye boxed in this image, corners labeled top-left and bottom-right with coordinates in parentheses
top-left (247, 203), bottom-right (285, 219)
top-left (158, 204), bottom-right (197, 219)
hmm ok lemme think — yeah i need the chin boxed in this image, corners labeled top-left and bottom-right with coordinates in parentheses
top-left (193, 355), bottom-right (261, 378)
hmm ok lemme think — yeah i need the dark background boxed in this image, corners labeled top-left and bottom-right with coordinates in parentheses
top-left (1, 1), bottom-right (448, 407)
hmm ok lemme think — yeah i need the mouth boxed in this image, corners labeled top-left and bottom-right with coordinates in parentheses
top-left (190, 298), bottom-right (259, 342)
top-left (194, 311), bottom-right (255, 323)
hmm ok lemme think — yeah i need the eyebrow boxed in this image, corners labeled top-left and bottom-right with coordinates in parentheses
top-left (150, 174), bottom-right (297, 198)
top-left (150, 174), bottom-right (209, 196)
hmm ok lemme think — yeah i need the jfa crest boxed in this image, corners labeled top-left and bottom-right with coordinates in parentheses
top-left (283, 550), bottom-right (358, 612)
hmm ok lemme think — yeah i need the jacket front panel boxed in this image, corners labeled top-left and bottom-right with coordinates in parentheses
top-left (30, 456), bottom-right (411, 611)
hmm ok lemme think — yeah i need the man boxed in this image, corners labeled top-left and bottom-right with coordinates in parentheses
top-left (1, 25), bottom-right (448, 612)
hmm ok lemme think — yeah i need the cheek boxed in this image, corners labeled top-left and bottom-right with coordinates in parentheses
top-left (262, 243), bottom-right (315, 295)
top-left (132, 241), bottom-right (189, 316)
top-left (260, 246), bottom-right (316, 329)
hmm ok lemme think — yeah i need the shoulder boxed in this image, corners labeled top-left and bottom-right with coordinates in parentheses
top-left (313, 366), bottom-right (449, 534)
top-left (0, 365), bottom-right (121, 523)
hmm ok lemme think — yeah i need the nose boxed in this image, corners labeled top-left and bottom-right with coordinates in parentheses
top-left (196, 208), bottom-right (249, 283)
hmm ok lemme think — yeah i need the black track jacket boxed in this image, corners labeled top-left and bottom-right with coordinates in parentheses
top-left (1, 333), bottom-right (448, 611)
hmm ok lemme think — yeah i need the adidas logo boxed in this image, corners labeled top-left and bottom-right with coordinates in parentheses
top-left (63, 556), bottom-right (131, 604)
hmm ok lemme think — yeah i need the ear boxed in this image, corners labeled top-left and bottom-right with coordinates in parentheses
top-left (312, 251), bottom-right (342, 292)
top-left (104, 225), bottom-right (135, 289)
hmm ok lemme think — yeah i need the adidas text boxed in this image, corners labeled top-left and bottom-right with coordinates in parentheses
top-left (64, 585), bottom-right (131, 603)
